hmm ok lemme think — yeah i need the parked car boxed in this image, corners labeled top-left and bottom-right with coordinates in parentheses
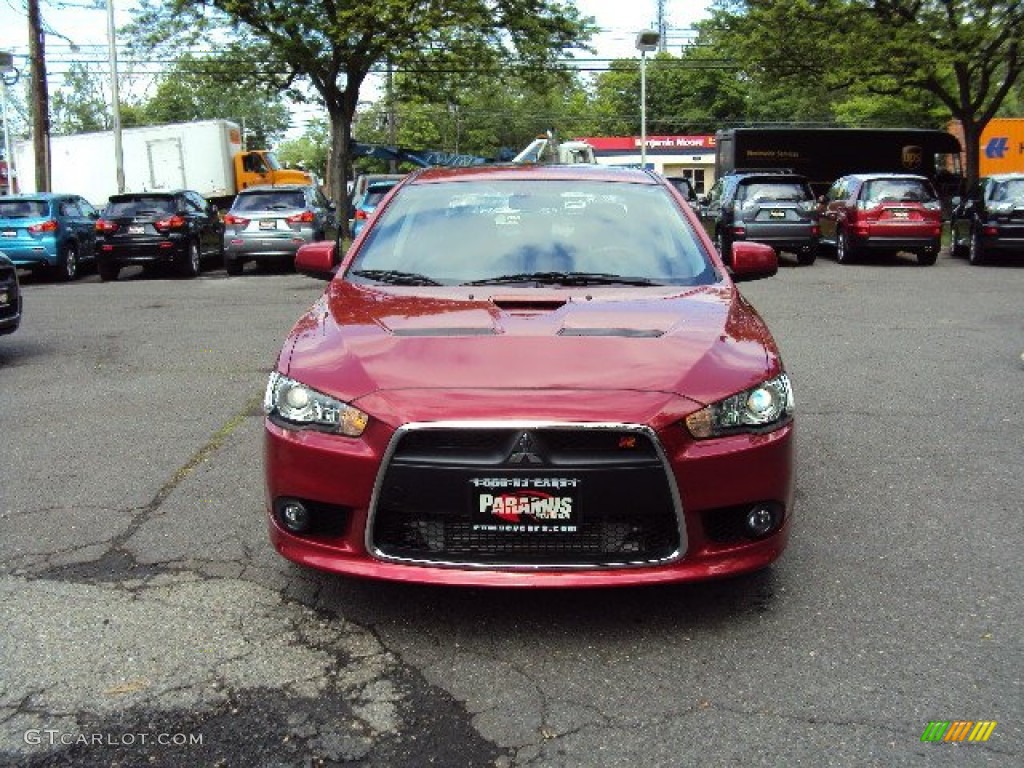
top-left (95, 190), bottom-right (224, 281)
top-left (664, 175), bottom-right (699, 205)
top-left (698, 171), bottom-right (819, 266)
top-left (950, 172), bottom-right (1024, 265)
top-left (265, 163), bottom-right (794, 587)
top-left (818, 173), bottom-right (943, 265)
top-left (222, 184), bottom-right (337, 275)
top-left (0, 193), bottom-right (99, 281)
top-left (0, 251), bottom-right (22, 335)
top-left (351, 178), bottom-right (401, 236)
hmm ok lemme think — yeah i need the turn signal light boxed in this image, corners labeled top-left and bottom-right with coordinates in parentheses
top-left (286, 210), bottom-right (315, 224)
top-left (28, 219), bottom-right (59, 233)
top-left (95, 219), bottom-right (119, 233)
top-left (154, 215), bottom-right (186, 231)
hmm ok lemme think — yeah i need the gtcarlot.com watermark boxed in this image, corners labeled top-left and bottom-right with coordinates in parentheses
top-left (24, 729), bottom-right (203, 747)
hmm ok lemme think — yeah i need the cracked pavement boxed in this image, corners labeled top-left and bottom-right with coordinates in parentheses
top-left (1, 260), bottom-right (1020, 766)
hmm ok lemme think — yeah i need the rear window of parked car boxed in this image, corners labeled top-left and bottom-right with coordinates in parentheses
top-left (105, 196), bottom-right (177, 216)
top-left (0, 200), bottom-right (50, 217)
top-left (362, 184), bottom-right (397, 207)
top-left (232, 191), bottom-right (307, 211)
top-left (863, 179), bottom-right (936, 203)
top-left (736, 182), bottom-right (812, 202)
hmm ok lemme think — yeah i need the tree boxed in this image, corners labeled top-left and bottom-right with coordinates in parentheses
top-left (140, 51), bottom-right (291, 147)
top-left (50, 62), bottom-right (110, 135)
top-left (128, 0), bottom-right (593, 236)
top-left (276, 118), bottom-right (330, 180)
top-left (708, 0), bottom-right (1024, 184)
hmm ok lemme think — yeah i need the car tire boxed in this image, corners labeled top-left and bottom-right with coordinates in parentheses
top-left (836, 228), bottom-right (856, 264)
top-left (917, 251), bottom-right (938, 266)
top-left (949, 223), bottom-right (967, 258)
top-left (714, 230), bottom-right (731, 265)
top-left (178, 240), bottom-right (201, 278)
top-left (224, 255), bottom-right (244, 276)
top-left (968, 227), bottom-right (986, 266)
top-left (98, 261), bottom-right (120, 282)
top-left (55, 243), bottom-right (79, 282)
top-left (797, 247), bottom-right (817, 266)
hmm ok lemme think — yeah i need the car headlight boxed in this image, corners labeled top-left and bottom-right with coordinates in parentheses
top-left (263, 371), bottom-right (369, 436)
top-left (685, 373), bottom-right (794, 439)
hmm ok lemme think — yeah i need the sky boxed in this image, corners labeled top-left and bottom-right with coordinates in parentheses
top-left (0, 0), bottom-right (714, 137)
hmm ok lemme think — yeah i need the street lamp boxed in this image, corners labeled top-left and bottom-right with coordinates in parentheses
top-left (635, 29), bottom-right (660, 170)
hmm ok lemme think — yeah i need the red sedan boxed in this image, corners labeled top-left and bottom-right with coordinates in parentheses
top-left (264, 164), bottom-right (794, 587)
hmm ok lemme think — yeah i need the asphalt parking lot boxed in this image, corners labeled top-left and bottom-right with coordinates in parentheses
top-left (1, 251), bottom-right (1021, 767)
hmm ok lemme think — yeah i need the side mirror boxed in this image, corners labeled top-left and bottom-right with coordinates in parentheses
top-left (295, 240), bottom-right (338, 280)
top-left (730, 241), bottom-right (778, 282)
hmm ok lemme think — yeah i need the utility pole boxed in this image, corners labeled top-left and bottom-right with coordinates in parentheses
top-left (107, 0), bottom-right (124, 193)
top-left (28, 0), bottom-right (50, 192)
top-left (656, 0), bottom-right (668, 53)
top-left (386, 59), bottom-right (396, 173)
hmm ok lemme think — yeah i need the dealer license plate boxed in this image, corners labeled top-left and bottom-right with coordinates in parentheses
top-left (891, 209), bottom-right (910, 219)
top-left (128, 225), bottom-right (145, 234)
top-left (769, 209), bottom-right (785, 219)
top-left (469, 476), bottom-right (581, 532)
top-left (1, 230), bottom-right (15, 237)
top-left (259, 220), bottom-right (278, 230)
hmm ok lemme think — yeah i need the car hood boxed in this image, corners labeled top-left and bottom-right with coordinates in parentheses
top-left (280, 281), bottom-right (780, 427)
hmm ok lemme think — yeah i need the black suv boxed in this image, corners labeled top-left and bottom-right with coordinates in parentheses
top-left (95, 190), bottom-right (224, 281)
top-left (950, 173), bottom-right (1024, 265)
top-left (698, 171), bottom-right (820, 265)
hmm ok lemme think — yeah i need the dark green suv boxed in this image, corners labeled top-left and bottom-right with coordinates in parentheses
top-left (698, 171), bottom-right (820, 266)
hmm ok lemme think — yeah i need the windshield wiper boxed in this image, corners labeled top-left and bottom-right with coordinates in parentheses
top-left (349, 269), bottom-right (442, 286)
top-left (464, 271), bottom-right (660, 287)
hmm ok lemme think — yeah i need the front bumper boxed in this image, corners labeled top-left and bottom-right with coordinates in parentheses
top-left (264, 414), bottom-right (795, 587)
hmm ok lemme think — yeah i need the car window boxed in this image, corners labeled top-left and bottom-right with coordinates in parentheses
top-left (0, 199), bottom-right (49, 217)
top-left (78, 198), bottom-right (98, 217)
top-left (362, 184), bottom-right (397, 207)
top-left (737, 182), bottom-right (811, 202)
top-left (864, 179), bottom-right (936, 203)
top-left (105, 196), bottom-right (176, 216)
top-left (60, 200), bottom-right (82, 217)
top-left (990, 178), bottom-right (1024, 202)
top-left (233, 191), bottom-right (307, 212)
top-left (351, 179), bottom-right (716, 286)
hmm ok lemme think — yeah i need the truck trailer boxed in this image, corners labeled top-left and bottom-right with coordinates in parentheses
top-left (14, 119), bottom-right (312, 207)
top-left (949, 117), bottom-right (1024, 176)
top-left (714, 127), bottom-right (963, 199)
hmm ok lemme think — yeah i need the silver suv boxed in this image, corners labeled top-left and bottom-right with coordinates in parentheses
top-left (223, 185), bottom-right (337, 275)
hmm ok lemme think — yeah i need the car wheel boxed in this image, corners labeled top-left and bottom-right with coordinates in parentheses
top-left (55, 243), bottom-right (79, 282)
top-left (178, 240), bottom-right (201, 277)
top-left (949, 223), bottom-right (967, 258)
top-left (836, 229), bottom-right (856, 264)
top-left (917, 251), bottom-right (938, 266)
top-left (797, 247), bottom-right (817, 266)
top-left (968, 227), bottom-right (986, 266)
top-left (98, 261), bottom-right (120, 282)
top-left (224, 255), bottom-right (244, 276)
top-left (714, 230), bottom-right (731, 265)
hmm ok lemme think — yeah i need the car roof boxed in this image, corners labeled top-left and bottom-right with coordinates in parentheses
top-left (406, 163), bottom-right (660, 186)
top-left (109, 190), bottom-right (188, 199)
top-left (843, 173), bottom-right (929, 181)
top-left (0, 192), bottom-right (73, 201)
top-left (238, 184), bottom-right (313, 193)
top-left (984, 172), bottom-right (1024, 181)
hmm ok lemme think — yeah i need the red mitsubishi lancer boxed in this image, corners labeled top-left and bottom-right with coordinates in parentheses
top-left (264, 164), bottom-right (794, 587)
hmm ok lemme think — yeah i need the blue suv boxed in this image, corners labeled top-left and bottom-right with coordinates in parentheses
top-left (0, 193), bottom-right (100, 281)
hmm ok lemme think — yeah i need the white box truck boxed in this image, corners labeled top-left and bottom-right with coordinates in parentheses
top-left (14, 119), bottom-right (312, 207)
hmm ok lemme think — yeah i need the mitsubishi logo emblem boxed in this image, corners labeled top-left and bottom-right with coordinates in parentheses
top-left (507, 431), bottom-right (544, 464)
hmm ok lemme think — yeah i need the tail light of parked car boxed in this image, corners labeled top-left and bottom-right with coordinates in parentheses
top-left (286, 211), bottom-right (315, 224)
top-left (27, 219), bottom-right (59, 233)
top-left (224, 213), bottom-right (250, 226)
top-left (154, 215), bottom-right (186, 232)
top-left (354, 210), bottom-right (369, 221)
top-left (95, 219), bottom-right (119, 233)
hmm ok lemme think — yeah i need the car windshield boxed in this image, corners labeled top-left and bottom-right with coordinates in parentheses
top-left (105, 196), bottom-right (176, 216)
top-left (348, 179), bottom-right (717, 287)
top-left (0, 199), bottom-right (49, 218)
top-left (737, 182), bottom-right (810, 202)
top-left (233, 191), bottom-right (306, 212)
top-left (991, 178), bottom-right (1024, 202)
top-left (864, 179), bottom-right (936, 203)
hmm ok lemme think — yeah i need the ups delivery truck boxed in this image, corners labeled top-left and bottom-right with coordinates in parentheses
top-left (714, 128), bottom-right (963, 199)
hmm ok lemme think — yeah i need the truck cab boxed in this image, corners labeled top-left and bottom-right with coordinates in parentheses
top-left (235, 150), bottom-right (314, 191)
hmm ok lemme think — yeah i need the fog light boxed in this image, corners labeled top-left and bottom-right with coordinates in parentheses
top-left (746, 504), bottom-right (780, 538)
top-left (279, 500), bottom-right (311, 533)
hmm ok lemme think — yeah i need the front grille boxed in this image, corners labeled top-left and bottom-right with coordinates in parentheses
top-left (371, 426), bottom-right (681, 566)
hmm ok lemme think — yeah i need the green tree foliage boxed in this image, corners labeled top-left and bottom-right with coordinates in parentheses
top-left (140, 52), bottom-right (291, 147)
top-left (707, 0), bottom-right (1024, 183)
top-left (127, 0), bottom-right (594, 235)
top-left (50, 62), bottom-right (112, 135)
top-left (275, 118), bottom-right (330, 179)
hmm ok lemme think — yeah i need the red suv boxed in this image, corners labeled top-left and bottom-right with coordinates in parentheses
top-left (819, 173), bottom-right (943, 265)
